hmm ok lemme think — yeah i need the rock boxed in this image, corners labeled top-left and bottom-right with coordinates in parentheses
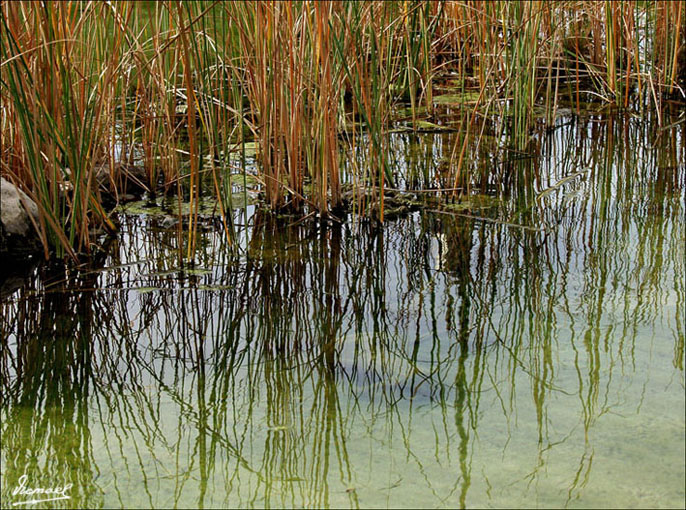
top-left (0, 177), bottom-right (42, 258)
top-left (93, 163), bottom-right (150, 197)
top-left (0, 259), bottom-right (38, 300)
top-left (90, 162), bottom-right (151, 210)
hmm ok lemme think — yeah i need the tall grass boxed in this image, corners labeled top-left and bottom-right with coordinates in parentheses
top-left (1, 1), bottom-right (683, 258)
top-left (1, 2), bottom-right (119, 257)
top-left (227, 1), bottom-right (343, 214)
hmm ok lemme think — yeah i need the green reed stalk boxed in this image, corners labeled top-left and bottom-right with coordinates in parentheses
top-left (1, 2), bottom-right (117, 258)
top-left (1, 0), bottom-right (682, 258)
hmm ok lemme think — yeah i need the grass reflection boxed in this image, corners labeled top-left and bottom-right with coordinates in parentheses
top-left (1, 111), bottom-right (684, 508)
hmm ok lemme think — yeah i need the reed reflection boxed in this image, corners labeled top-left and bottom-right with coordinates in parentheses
top-left (1, 262), bottom-right (107, 508)
top-left (1, 111), bottom-right (683, 508)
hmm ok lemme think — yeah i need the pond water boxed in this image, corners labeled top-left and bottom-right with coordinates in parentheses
top-left (1, 109), bottom-right (684, 508)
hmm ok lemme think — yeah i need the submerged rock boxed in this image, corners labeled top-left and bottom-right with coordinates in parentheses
top-left (94, 163), bottom-right (149, 193)
top-left (92, 163), bottom-right (150, 209)
top-left (0, 257), bottom-right (38, 300)
top-left (0, 177), bottom-right (42, 258)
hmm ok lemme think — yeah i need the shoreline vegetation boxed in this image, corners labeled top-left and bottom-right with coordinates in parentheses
top-left (1, 0), bottom-right (684, 260)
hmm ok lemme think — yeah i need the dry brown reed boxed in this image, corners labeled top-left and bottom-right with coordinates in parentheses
top-left (1, 1), bottom-right (683, 258)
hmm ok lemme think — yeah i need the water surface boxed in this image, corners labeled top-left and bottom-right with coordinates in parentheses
top-left (1, 110), bottom-right (684, 508)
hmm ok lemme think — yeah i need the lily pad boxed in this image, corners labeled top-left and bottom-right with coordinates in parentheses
top-left (413, 120), bottom-right (453, 131)
top-left (116, 193), bottom-right (255, 217)
top-left (229, 173), bottom-right (260, 188)
top-left (393, 105), bottom-right (429, 118)
top-left (240, 141), bottom-right (259, 158)
top-left (136, 286), bottom-right (161, 293)
top-left (442, 194), bottom-right (498, 211)
top-left (115, 201), bottom-right (168, 216)
top-left (433, 91), bottom-right (481, 104)
top-left (197, 284), bottom-right (233, 291)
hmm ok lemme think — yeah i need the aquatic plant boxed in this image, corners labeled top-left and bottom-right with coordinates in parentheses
top-left (1, 1), bottom-right (683, 258)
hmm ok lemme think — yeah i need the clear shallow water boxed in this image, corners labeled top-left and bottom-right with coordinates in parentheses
top-left (1, 111), bottom-right (684, 509)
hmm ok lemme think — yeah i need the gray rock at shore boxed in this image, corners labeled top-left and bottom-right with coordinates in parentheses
top-left (0, 177), bottom-right (42, 258)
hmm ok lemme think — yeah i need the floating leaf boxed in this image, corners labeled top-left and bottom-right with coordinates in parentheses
top-left (136, 286), bottom-right (160, 293)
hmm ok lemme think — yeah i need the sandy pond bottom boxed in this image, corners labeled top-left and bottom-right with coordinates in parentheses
top-left (83, 339), bottom-right (685, 509)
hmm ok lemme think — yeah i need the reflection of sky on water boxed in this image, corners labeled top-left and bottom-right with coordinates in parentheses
top-left (1, 110), bottom-right (684, 508)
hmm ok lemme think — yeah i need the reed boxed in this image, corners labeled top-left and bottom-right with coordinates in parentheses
top-left (1, 1), bottom-right (683, 258)
top-left (1, 2), bottom-right (119, 258)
